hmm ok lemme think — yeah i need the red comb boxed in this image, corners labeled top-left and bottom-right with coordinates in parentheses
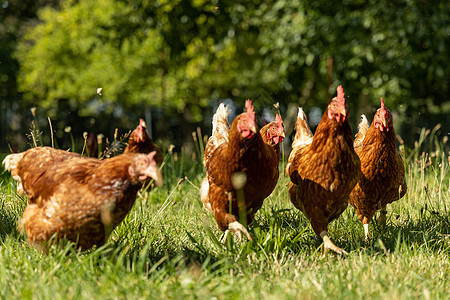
top-left (245, 99), bottom-right (255, 120)
top-left (336, 85), bottom-right (346, 104)
top-left (380, 98), bottom-right (389, 118)
top-left (379, 97), bottom-right (388, 118)
top-left (275, 114), bottom-right (283, 127)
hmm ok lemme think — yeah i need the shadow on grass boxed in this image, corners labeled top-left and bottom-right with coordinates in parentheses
top-left (253, 204), bottom-right (449, 256)
top-left (368, 210), bottom-right (450, 253)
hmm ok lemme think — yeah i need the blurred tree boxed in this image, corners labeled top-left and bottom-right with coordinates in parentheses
top-left (0, 0), bottom-right (59, 151)
top-left (1, 0), bottom-right (59, 99)
top-left (14, 0), bottom-right (450, 148)
top-left (250, 0), bottom-right (449, 137)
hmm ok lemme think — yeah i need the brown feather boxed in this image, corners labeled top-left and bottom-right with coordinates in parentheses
top-left (287, 102), bottom-right (361, 237)
top-left (8, 147), bottom-right (161, 251)
top-left (349, 109), bottom-right (407, 226)
top-left (206, 107), bottom-right (282, 232)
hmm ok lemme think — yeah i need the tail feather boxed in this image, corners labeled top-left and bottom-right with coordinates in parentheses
top-left (203, 103), bottom-right (231, 167)
top-left (286, 107), bottom-right (313, 176)
top-left (211, 103), bottom-right (231, 148)
top-left (354, 114), bottom-right (369, 148)
top-left (3, 153), bottom-right (25, 176)
top-left (291, 107), bottom-right (313, 149)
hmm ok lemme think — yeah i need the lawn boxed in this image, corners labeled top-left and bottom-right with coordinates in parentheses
top-left (0, 129), bottom-right (448, 299)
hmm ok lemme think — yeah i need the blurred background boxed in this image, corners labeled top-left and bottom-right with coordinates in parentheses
top-left (0, 0), bottom-right (448, 155)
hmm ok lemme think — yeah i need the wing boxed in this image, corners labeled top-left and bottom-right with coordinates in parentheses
top-left (3, 147), bottom-right (80, 199)
top-left (205, 144), bottom-right (234, 190)
top-left (13, 147), bottom-right (97, 205)
top-left (354, 114), bottom-right (370, 149)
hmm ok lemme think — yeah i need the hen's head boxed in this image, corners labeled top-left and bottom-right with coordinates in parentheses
top-left (237, 99), bottom-right (257, 139)
top-left (266, 114), bottom-right (285, 145)
top-left (128, 151), bottom-right (163, 186)
top-left (132, 119), bottom-right (149, 143)
top-left (327, 85), bottom-right (349, 123)
top-left (125, 119), bottom-right (152, 153)
top-left (373, 98), bottom-right (393, 132)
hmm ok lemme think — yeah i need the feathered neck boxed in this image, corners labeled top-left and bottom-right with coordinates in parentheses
top-left (228, 113), bottom-right (259, 156)
top-left (311, 108), bottom-right (353, 149)
top-left (365, 120), bottom-right (397, 150)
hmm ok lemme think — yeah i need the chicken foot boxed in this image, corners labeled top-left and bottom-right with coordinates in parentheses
top-left (221, 221), bottom-right (253, 243)
top-left (320, 231), bottom-right (348, 255)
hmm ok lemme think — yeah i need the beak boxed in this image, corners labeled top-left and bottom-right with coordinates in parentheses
top-left (153, 170), bottom-right (163, 187)
top-left (143, 167), bottom-right (163, 187)
top-left (382, 119), bottom-right (387, 128)
top-left (280, 131), bottom-right (286, 138)
top-left (250, 125), bottom-right (257, 134)
top-left (136, 128), bottom-right (145, 143)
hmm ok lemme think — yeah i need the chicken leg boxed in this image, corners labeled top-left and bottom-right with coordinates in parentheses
top-left (363, 224), bottom-right (370, 241)
top-left (220, 172), bottom-right (252, 243)
top-left (361, 216), bottom-right (370, 241)
top-left (377, 206), bottom-right (387, 227)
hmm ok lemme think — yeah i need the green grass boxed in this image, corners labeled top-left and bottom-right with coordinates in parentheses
top-left (0, 138), bottom-right (449, 299)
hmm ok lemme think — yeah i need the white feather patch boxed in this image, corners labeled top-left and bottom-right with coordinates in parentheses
top-left (2, 153), bottom-right (24, 172)
top-left (292, 107), bottom-right (313, 149)
top-left (211, 103), bottom-right (231, 148)
top-left (359, 114), bottom-right (370, 132)
top-left (200, 177), bottom-right (212, 211)
top-left (354, 114), bottom-right (370, 148)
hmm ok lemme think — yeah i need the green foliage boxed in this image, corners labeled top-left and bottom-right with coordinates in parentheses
top-left (16, 0), bottom-right (164, 116)
top-left (0, 0), bottom-right (59, 99)
top-left (14, 0), bottom-right (449, 127)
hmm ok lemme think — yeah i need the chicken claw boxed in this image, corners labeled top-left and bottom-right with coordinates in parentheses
top-left (320, 231), bottom-right (348, 255)
top-left (221, 221), bottom-right (253, 243)
top-left (220, 230), bottom-right (230, 244)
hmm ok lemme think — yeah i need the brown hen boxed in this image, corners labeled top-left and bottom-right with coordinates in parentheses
top-left (3, 147), bottom-right (162, 252)
top-left (349, 98), bottom-right (407, 239)
top-left (202, 100), bottom-right (285, 241)
top-left (286, 86), bottom-right (361, 255)
top-left (200, 104), bottom-right (285, 212)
